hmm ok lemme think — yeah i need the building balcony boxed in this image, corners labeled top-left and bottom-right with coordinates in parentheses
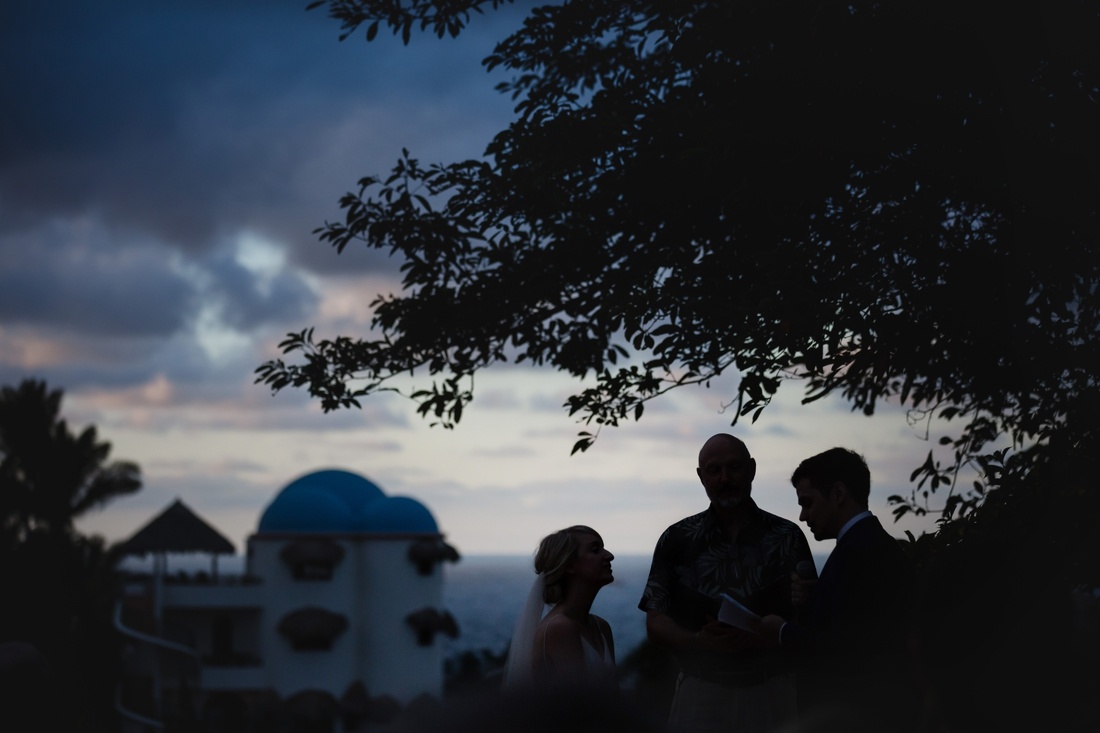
top-left (201, 663), bottom-right (268, 692)
top-left (161, 580), bottom-right (263, 609)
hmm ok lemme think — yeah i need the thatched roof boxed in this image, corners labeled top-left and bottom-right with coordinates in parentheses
top-left (119, 499), bottom-right (235, 556)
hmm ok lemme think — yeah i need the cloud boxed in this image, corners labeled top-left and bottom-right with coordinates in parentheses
top-left (7, 1), bottom-right (952, 561)
top-left (0, 0), bottom-right (530, 397)
top-left (0, 0), bottom-right (521, 261)
top-left (197, 247), bottom-right (317, 330)
top-left (0, 220), bottom-right (196, 336)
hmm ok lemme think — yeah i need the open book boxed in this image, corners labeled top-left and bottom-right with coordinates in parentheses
top-left (718, 592), bottom-right (761, 633)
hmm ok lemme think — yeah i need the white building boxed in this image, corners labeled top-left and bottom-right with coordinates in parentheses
top-left (115, 468), bottom-right (460, 732)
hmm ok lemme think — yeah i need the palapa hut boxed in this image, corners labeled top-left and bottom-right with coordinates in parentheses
top-left (113, 469), bottom-right (460, 733)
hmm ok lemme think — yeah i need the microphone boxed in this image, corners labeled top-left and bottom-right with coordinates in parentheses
top-left (793, 561), bottom-right (817, 626)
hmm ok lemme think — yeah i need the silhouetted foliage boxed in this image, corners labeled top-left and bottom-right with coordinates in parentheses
top-left (444, 648), bottom-right (506, 697)
top-left (262, 0), bottom-right (1098, 521)
top-left (617, 639), bottom-right (677, 721)
top-left (0, 379), bottom-right (141, 545)
top-left (0, 379), bottom-right (143, 731)
top-left (259, 4), bottom-right (1100, 724)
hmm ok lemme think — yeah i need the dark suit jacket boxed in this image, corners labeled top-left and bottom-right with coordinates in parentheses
top-left (782, 514), bottom-right (917, 727)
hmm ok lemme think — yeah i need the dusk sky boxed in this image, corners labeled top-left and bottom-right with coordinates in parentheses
top-left (2, 0), bottom-right (955, 558)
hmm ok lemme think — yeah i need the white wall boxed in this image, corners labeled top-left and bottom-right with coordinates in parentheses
top-left (247, 533), bottom-right (446, 703)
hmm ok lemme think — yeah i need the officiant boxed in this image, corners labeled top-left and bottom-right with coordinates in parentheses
top-left (638, 434), bottom-right (814, 733)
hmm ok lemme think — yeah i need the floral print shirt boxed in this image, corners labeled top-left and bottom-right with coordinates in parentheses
top-left (639, 500), bottom-right (813, 679)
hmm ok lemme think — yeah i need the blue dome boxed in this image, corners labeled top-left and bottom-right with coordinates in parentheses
top-left (361, 496), bottom-right (439, 534)
top-left (283, 469), bottom-right (386, 507)
top-left (258, 486), bottom-right (357, 533)
top-left (257, 469), bottom-right (387, 534)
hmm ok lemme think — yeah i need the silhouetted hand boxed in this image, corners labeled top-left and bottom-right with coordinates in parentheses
top-left (791, 571), bottom-right (816, 607)
top-left (758, 614), bottom-right (785, 645)
top-left (697, 616), bottom-right (773, 652)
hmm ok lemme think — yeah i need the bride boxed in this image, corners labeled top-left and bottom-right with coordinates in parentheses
top-left (502, 525), bottom-right (617, 689)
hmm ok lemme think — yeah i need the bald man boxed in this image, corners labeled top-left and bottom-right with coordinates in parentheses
top-left (639, 434), bottom-right (813, 733)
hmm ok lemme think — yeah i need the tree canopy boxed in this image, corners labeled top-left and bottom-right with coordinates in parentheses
top-left (259, 0), bottom-right (1098, 524)
top-left (0, 379), bottom-right (143, 729)
top-left (0, 379), bottom-right (141, 546)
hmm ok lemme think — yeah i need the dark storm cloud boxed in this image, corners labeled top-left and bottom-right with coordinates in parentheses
top-left (0, 225), bottom-right (196, 336)
top-left (0, 0), bottom-right (530, 402)
top-left (200, 249), bottom-right (317, 330)
top-left (1, 0), bottom-right (361, 247)
top-left (1, 0), bottom-right (522, 264)
top-left (0, 218), bottom-right (317, 341)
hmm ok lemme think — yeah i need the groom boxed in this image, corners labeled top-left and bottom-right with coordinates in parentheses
top-left (760, 447), bottom-right (918, 731)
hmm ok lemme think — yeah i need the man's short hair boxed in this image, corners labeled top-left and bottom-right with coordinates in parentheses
top-left (790, 447), bottom-right (871, 508)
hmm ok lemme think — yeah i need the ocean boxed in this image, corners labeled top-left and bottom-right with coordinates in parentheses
top-left (441, 554), bottom-right (653, 662)
top-left (440, 553), bottom-right (829, 663)
top-left (129, 551), bottom-right (826, 665)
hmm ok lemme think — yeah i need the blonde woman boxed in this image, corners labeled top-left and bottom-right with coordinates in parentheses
top-left (503, 526), bottom-right (617, 689)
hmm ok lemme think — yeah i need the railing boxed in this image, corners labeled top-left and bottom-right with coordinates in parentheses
top-left (114, 685), bottom-right (165, 732)
top-left (113, 600), bottom-right (201, 730)
top-left (114, 600), bottom-right (204, 657)
top-left (121, 570), bottom-right (261, 586)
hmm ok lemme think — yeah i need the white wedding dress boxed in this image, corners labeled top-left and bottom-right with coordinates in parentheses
top-left (502, 576), bottom-right (617, 688)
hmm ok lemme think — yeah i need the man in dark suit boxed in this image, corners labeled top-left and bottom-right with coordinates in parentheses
top-left (759, 447), bottom-right (917, 732)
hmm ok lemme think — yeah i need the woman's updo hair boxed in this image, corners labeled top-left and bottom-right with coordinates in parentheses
top-left (534, 525), bottom-right (597, 605)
